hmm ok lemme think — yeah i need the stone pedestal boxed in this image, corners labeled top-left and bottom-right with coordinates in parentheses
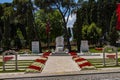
top-left (55, 36), bottom-right (64, 53)
top-left (80, 40), bottom-right (89, 53)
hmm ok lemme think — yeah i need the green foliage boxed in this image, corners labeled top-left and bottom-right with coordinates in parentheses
top-left (1, 0), bottom-right (120, 52)
top-left (89, 48), bottom-right (102, 53)
top-left (82, 25), bottom-right (89, 40)
top-left (109, 27), bottom-right (119, 46)
top-left (75, 0), bottom-right (117, 47)
top-left (35, 10), bottom-right (63, 43)
top-left (34, 0), bottom-right (78, 51)
top-left (82, 23), bottom-right (102, 44)
top-left (109, 11), bottom-right (119, 46)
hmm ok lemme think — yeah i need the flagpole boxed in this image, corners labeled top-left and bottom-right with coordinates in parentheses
top-left (47, 31), bottom-right (50, 49)
top-left (46, 19), bottom-right (50, 49)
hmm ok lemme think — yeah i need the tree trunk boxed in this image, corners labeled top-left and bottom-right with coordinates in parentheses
top-left (77, 36), bottom-right (81, 52)
top-left (64, 23), bottom-right (71, 52)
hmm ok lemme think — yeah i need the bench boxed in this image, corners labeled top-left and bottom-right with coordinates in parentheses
top-left (106, 54), bottom-right (116, 59)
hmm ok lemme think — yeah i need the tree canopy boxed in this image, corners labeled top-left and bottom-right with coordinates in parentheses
top-left (0, 0), bottom-right (120, 52)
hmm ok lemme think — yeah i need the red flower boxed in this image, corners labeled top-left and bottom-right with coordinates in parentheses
top-left (69, 52), bottom-right (77, 56)
top-left (95, 48), bottom-right (103, 51)
top-left (79, 62), bottom-right (92, 68)
top-left (26, 52), bottom-right (51, 73)
top-left (43, 52), bottom-right (51, 57)
top-left (4, 56), bottom-right (13, 62)
top-left (75, 58), bottom-right (86, 62)
top-left (35, 59), bottom-right (46, 64)
top-left (28, 65), bottom-right (41, 71)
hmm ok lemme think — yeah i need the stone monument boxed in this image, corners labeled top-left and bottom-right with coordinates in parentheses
top-left (55, 36), bottom-right (64, 53)
top-left (80, 40), bottom-right (89, 53)
top-left (32, 41), bottom-right (39, 53)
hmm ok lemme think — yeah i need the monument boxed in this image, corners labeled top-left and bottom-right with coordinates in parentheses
top-left (32, 41), bottom-right (39, 53)
top-left (55, 36), bottom-right (64, 53)
top-left (80, 40), bottom-right (89, 53)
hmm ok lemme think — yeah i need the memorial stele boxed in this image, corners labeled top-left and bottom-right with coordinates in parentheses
top-left (55, 36), bottom-right (64, 53)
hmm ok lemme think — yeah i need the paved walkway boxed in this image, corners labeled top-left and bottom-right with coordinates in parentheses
top-left (1, 67), bottom-right (120, 79)
top-left (0, 53), bottom-right (120, 79)
top-left (42, 56), bottom-right (81, 74)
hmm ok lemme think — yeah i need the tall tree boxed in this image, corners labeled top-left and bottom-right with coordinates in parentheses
top-left (34, 0), bottom-right (77, 51)
top-left (73, 0), bottom-right (88, 52)
top-left (35, 10), bottom-right (63, 49)
top-left (1, 3), bottom-right (14, 49)
top-left (97, 0), bottom-right (116, 40)
top-left (13, 0), bottom-right (28, 47)
top-left (26, 0), bottom-right (37, 48)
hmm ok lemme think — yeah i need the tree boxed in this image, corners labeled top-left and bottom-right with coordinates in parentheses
top-left (73, 1), bottom-right (88, 52)
top-left (87, 23), bottom-right (102, 45)
top-left (48, 10), bottom-right (63, 41)
top-left (88, 0), bottom-right (97, 23)
top-left (97, 0), bottom-right (116, 38)
top-left (12, 0), bottom-right (42, 52)
top-left (82, 23), bottom-right (102, 46)
top-left (109, 11), bottom-right (119, 46)
top-left (35, 10), bottom-right (47, 43)
top-left (0, 4), bottom-right (3, 42)
top-left (26, 0), bottom-right (37, 47)
top-left (34, 0), bottom-right (77, 51)
top-left (35, 10), bottom-right (63, 49)
top-left (12, 0), bottom-right (28, 49)
top-left (1, 3), bottom-right (14, 49)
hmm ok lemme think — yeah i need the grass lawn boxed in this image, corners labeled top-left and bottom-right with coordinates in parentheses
top-left (0, 60), bottom-right (33, 73)
top-left (0, 62), bottom-right (2, 66)
top-left (0, 70), bottom-right (25, 73)
top-left (88, 58), bottom-right (120, 68)
top-left (0, 58), bottom-right (120, 73)
top-left (0, 50), bottom-right (120, 73)
top-left (89, 48), bottom-right (102, 53)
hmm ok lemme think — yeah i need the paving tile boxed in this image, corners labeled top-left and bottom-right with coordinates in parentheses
top-left (42, 56), bottom-right (81, 74)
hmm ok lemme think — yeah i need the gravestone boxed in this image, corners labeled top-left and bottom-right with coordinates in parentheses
top-left (80, 40), bottom-right (89, 53)
top-left (32, 41), bottom-right (39, 53)
top-left (55, 36), bottom-right (64, 53)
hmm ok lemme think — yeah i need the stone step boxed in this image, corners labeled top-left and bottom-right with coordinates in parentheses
top-left (51, 52), bottom-right (69, 56)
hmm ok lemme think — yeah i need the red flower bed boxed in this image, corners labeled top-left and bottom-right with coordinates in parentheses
top-left (42, 52), bottom-right (51, 57)
top-left (69, 52), bottom-right (77, 56)
top-left (95, 48), bottom-right (103, 51)
top-left (70, 52), bottom-right (96, 70)
top-left (26, 52), bottom-right (51, 73)
top-left (35, 59), bottom-right (46, 64)
top-left (75, 58), bottom-right (86, 62)
top-left (4, 56), bottom-right (13, 62)
top-left (28, 65), bottom-right (41, 71)
top-left (79, 62), bottom-right (92, 68)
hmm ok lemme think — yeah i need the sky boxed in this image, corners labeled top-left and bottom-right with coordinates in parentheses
top-left (0, 0), bottom-right (12, 3)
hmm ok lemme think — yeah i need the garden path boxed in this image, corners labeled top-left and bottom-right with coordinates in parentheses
top-left (41, 56), bottom-right (81, 74)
